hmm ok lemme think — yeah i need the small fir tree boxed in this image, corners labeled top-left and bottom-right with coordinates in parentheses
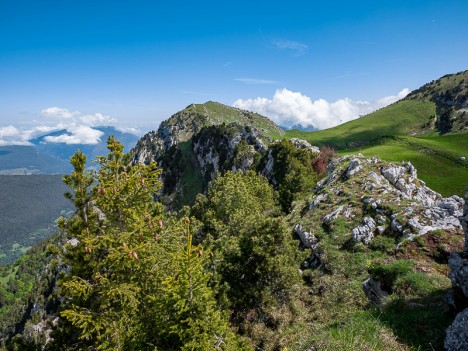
top-left (57, 136), bottom-right (246, 350)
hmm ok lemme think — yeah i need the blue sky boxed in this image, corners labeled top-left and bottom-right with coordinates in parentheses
top-left (1, 0), bottom-right (468, 143)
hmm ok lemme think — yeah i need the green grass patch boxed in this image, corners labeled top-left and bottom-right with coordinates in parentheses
top-left (284, 100), bottom-right (436, 148)
top-left (374, 289), bottom-right (452, 350)
top-left (311, 311), bottom-right (402, 351)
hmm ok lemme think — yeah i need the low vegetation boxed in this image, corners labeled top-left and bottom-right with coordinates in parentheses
top-left (1, 71), bottom-right (467, 349)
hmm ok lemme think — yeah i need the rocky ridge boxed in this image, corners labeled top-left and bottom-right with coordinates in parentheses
top-left (297, 154), bottom-right (463, 247)
top-left (445, 183), bottom-right (468, 351)
top-left (192, 123), bottom-right (270, 183)
top-left (130, 102), bottom-right (289, 206)
top-left (292, 154), bottom-right (464, 280)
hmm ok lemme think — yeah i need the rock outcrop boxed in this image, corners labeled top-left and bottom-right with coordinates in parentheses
top-left (192, 124), bottom-right (269, 182)
top-left (362, 277), bottom-right (389, 305)
top-left (352, 217), bottom-right (376, 244)
top-left (290, 154), bottom-right (465, 312)
top-left (445, 308), bottom-right (468, 351)
top-left (445, 183), bottom-right (468, 351)
top-left (308, 155), bottom-right (463, 245)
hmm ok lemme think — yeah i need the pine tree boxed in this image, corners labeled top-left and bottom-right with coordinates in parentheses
top-left (56, 136), bottom-right (246, 350)
top-left (58, 136), bottom-right (169, 349)
top-left (152, 217), bottom-right (247, 351)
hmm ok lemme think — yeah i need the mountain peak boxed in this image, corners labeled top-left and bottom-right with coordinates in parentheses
top-left (132, 101), bottom-right (284, 165)
top-left (404, 70), bottom-right (468, 133)
top-left (405, 70), bottom-right (468, 105)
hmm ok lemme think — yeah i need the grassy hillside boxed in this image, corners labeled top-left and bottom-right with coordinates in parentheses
top-left (405, 70), bottom-right (468, 134)
top-left (339, 134), bottom-right (468, 197)
top-left (284, 100), bottom-right (437, 148)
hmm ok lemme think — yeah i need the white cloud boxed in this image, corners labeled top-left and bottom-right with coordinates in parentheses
top-left (0, 125), bottom-right (32, 146)
top-left (0, 107), bottom-right (120, 146)
top-left (41, 107), bottom-right (116, 127)
top-left (271, 40), bottom-right (308, 56)
top-left (44, 126), bottom-right (104, 145)
top-left (38, 107), bottom-right (115, 144)
top-left (376, 88), bottom-right (410, 106)
top-left (41, 107), bottom-right (76, 119)
top-left (0, 125), bottom-right (21, 138)
top-left (115, 126), bottom-right (140, 135)
top-left (233, 88), bottom-right (410, 130)
top-left (79, 112), bottom-right (116, 127)
top-left (234, 78), bottom-right (279, 85)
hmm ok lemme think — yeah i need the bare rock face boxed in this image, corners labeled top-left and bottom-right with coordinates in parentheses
top-left (192, 124), bottom-right (269, 182)
top-left (346, 158), bottom-right (362, 178)
top-left (352, 217), bottom-right (376, 244)
top-left (445, 182), bottom-right (468, 351)
top-left (448, 253), bottom-right (468, 307)
top-left (289, 138), bottom-right (320, 154)
top-left (294, 224), bottom-right (318, 248)
top-left (445, 308), bottom-right (468, 351)
top-left (463, 185), bottom-right (468, 252)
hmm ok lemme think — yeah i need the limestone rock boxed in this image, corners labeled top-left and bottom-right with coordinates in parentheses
top-left (352, 217), bottom-right (376, 244)
top-left (289, 138), bottom-right (320, 154)
top-left (445, 182), bottom-right (468, 349)
top-left (346, 158), bottom-right (362, 178)
top-left (445, 308), bottom-right (468, 351)
top-left (294, 224), bottom-right (318, 248)
top-left (323, 206), bottom-right (344, 224)
top-left (462, 185), bottom-right (468, 252)
top-left (309, 193), bottom-right (327, 210)
top-left (362, 277), bottom-right (389, 305)
top-left (448, 252), bottom-right (468, 301)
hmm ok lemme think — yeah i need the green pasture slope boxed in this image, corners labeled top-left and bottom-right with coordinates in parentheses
top-left (282, 99), bottom-right (467, 197)
top-left (284, 100), bottom-right (437, 148)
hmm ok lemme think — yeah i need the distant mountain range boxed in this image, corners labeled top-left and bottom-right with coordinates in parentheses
top-left (280, 123), bottom-right (318, 132)
top-left (0, 126), bottom-right (139, 174)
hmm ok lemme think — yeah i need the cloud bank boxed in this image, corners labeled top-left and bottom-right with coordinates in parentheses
top-left (233, 88), bottom-right (410, 130)
top-left (0, 107), bottom-right (119, 146)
